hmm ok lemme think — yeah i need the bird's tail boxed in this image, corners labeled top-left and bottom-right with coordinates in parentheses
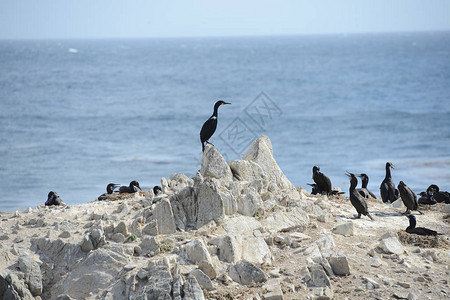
top-left (368, 213), bottom-right (374, 221)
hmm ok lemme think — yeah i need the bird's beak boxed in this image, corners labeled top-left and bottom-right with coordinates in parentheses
top-left (345, 171), bottom-right (352, 178)
top-left (137, 186), bottom-right (142, 191)
top-left (222, 102), bottom-right (231, 105)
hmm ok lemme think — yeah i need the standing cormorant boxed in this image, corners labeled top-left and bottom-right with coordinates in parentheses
top-left (200, 100), bottom-right (231, 152)
top-left (379, 162), bottom-right (399, 203)
top-left (356, 173), bottom-right (377, 199)
top-left (345, 172), bottom-right (374, 220)
top-left (398, 181), bottom-right (423, 215)
top-left (405, 214), bottom-right (440, 236)
top-left (427, 184), bottom-right (450, 204)
top-left (45, 191), bottom-right (62, 206)
top-left (97, 183), bottom-right (120, 200)
top-left (312, 166), bottom-right (332, 195)
top-left (119, 181), bottom-right (142, 193)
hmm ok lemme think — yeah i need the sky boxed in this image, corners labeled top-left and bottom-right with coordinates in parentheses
top-left (1, 0), bottom-right (450, 39)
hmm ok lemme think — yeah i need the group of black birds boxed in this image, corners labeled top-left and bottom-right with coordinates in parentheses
top-left (308, 162), bottom-right (448, 236)
top-left (44, 100), bottom-right (446, 237)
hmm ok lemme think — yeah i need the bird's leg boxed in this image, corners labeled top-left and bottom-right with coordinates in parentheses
top-left (404, 208), bottom-right (410, 215)
top-left (367, 213), bottom-right (374, 221)
top-left (417, 209), bottom-right (424, 215)
top-left (206, 141), bottom-right (215, 147)
top-left (357, 213), bottom-right (362, 219)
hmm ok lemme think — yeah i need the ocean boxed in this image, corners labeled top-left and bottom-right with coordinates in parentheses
top-left (1, 32), bottom-right (449, 212)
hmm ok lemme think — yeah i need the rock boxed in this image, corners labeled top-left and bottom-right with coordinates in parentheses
top-left (196, 181), bottom-right (226, 228)
top-left (18, 255), bottom-right (43, 296)
top-left (328, 256), bottom-right (351, 275)
top-left (261, 207), bottom-right (309, 232)
top-left (111, 233), bottom-right (125, 243)
top-left (407, 293), bottom-right (418, 300)
top-left (236, 188), bottom-right (263, 217)
top-left (154, 198), bottom-right (177, 234)
top-left (198, 260), bottom-right (217, 280)
top-left (314, 257), bottom-right (334, 277)
top-left (379, 237), bottom-right (404, 255)
top-left (145, 264), bottom-right (173, 299)
top-left (190, 269), bottom-right (215, 291)
top-left (183, 239), bottom-right (213, 265)
top-left (172, 274), bottom-right (183, 300)
top-left (283, 232), bottom-right (311, 247)
top-left (113, 221), bottom-right (128, 236)
top-left (201, 144), bottom-right (233, 182)
top-left (183, 275), bottom-right (205, 300)
top-left (308, 265), bottom-right (331, 287)
top-left (5, 273), bottom-right (35, 300)
top-left (143, 221), bottom-right (158, 236)
top-left (363, 277), bottom-right (380, 289)
top-left (332, 222), bottom-right (354, 236)
top-left (262, 278), bottom-right (284, 300)
top-left (370, 256), bottom-right (387, 268)
top-left (228, 261), bottom-right (267, 285)
top-left (140, 237), bottom-right (160, 255)
top-left (315, 235), bottom-right (335, 257)
top-left (58, 231), bottom-right (71, 238)
top-left (392, 198), bottom-right (405, 209)
top-left (213, 235), bottom-right (241, 263)
top-left (0, 275), bottom-right (7, 298)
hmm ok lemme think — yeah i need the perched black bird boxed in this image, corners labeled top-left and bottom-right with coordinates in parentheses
top-left (417, 191), bottom-right (437, 205)
top-left (398, 181), bottom-right (423, 215)
top-left (45, 191), bottom-right (62, 206)
top-left (312, 166), bottom-right (332, 195)
top-left (200, 100), bottom-right (231, 152)
top-left (119, 181), bottom-right (142, 193)
top-left (380, 162), bottom-right (399, 203)
top-left (406, 214), bottom-right (440, 236)
top-left (307, 183), bottom-right (319, 195)
top-left (427, 184), bottom-right (450, 204)
top-left (356, 173), bottom-right (377, 199)
top-left (345, 172), bottom-right (374, 220)
top-left (153, 185), bottom-right (162, 196)
top-left (97, 183), bottom-right (120, 201)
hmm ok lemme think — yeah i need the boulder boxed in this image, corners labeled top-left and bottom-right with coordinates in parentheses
top-left (261, 207), bottom-right (309, 232)
top-left (228, 261), bottom-right (267, 285)
top-left (183, 239), bottom-right (213, 265)
top-left (113, 221), bottom-right (128, 236)
top-left (18, 255), bottom-right (43, 296)
top-left (262, 278), bottom-right (284, 300)
top-left (140, 237), bottom-right (160, 255)
top-left (201, 144), bottom-right (233, 182)
top-left (328, 255), bottom-right (351, 275)
top-left (379, 237), bottom-right (404, 255)
top-left (308, 265), bottom-right (331, 287)
top-left (183, 275), bottom-right (205, 300)
top-left (145, 264), bottom-right (173, 299)
top-left (332, 222), bottom-right (354, 236)
top-left (196, 181), bottom-right (226, 228)
top-left (189, 269), bottom-right (215, 291)
top-left (172, 274), bottom-right (183, 300)
top-left (154, 198), bottom-right (177, 234)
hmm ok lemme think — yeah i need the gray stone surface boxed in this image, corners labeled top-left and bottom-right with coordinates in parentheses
top-left (328, 256), bottom-right (351, 275)
top-left (379, 236), bottom-right (404, 255)
top-left (262, 278), bottom-right (284, 300)
top-left (154, 198), bottom-right (177, 234)
top-left (190, 269), bottom-right (215, 291)
top-left (201, 144), bottom-right (233, 182)
top-left (18, 255), bottom-right (42, 296)
top-left (332, 222), bottom-right (354, 236)
top-left (183, 275), bottom-right (205, 300)
top-left (228, 261), bottom-right (267, 285)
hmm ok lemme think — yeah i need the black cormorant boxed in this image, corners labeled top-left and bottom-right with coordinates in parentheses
top-left (345, 172), bottom-right (374, 220)
top-left (119, 181), bottom-right (142, 193)
top-left (97, 183), bottom-right (120, 200)
top-left (406, 214), bottom-right (440, 236)
top-left (45, 191), bottom-right (62, 206)
top-left (427, 184), bottom-right (450, 204)
top-left (417, 191), bottom-right (437, 205)
top-left (398, 181), bottom-right (423, 215)
top-left (356, 173), bottom-right (377, 199)
top-left (200, 100), bottom-right (231, 152)
top-left (379, 162), bottom-right (399, 203)
top-left (153, 185), bottom-right (162, 196)
top-left (312, 166), bottom-right (332, 195)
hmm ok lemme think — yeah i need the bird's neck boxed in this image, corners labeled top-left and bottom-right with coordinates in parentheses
top-left (407, 218), bottom-right (416, 230)
top-left (212, 106), bottom-right (219, 117)
top-left (349, 179), bottom-right (357, 192)
top-left (385, 166), bottom-right (391, 179)
top-left (362, 178), bottom-right (368, 188)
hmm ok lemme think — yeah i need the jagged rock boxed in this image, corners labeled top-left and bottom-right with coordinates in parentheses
top-left (363, 276), bottom-right (380, 289)
top-left (308, 265), bottom-right (331, 287)
top-left (228, 261), bottom-right (267, 285)
top-left (210, 235), bottom-right (241, 264)
top-left (198, 260), bottom-right (217, 280)
top-left (379, 236), bottom-right (404, 255)
top-left (145, 264), bottom-right (173, 299)
top-left (142, 221), bottom-right (158, 236)
top-left (262, 278), bottom-right (284, 300)
top-left (111, 233), bottom-right (125, 243)
top-left (332, 222), bottom-right (354, 236)
top-left (201, 144), bottom-right (233, 182)
top-left (183, 239), bottom-right (213, 265)
top-left (230, 135), bottom-right (300, 200)
top-left (168, 173), bottom-right (194, 193)
top-left (140, 237), bottom-right (160, 255)
top-left (261, 207), bottom-right (309, 232)
top-left (18, 255), bottom-right (43, 296)
top-left (283, 232), bottom-right (311, 247)
top-left (196, 181), bottom-right (226, 228)
top-left (183, 275), bottom-right (205, 300)
top-left (31, 238), bottom-right (84, 267)
top-left (0, 275), bottom-right (7, 298)
top-left (313, 257), bottom-right (334, 277)
top-left (154, 198), bottom-right (177, 234)
top-left (5, 273), bottom-right (34, 300)
top-left (190, 269), bottom-right (215, 291)
top-left (236, 187), bottom-right (264, 217)
top-left (172, 274), bottom-right (183, 300)
top-left (170, 186), bottom-right (198, 231)
top-left (113, 221), bottom-right (128, 236)
top-left (328, 255), bottom-right (351, 275)
top-left (130, 217), bottom-right (145, 237)
top-left (315, 235), bottom-right (335, 257)
top-left (370, 256), bottom-right (387, 268)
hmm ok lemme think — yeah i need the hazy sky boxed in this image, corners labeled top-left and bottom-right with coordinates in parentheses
top-left (1, 0), bottom-right (449, 39)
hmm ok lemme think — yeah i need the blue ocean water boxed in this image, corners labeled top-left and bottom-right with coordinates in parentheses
top-left (1, 32), bottom-right (449, 212)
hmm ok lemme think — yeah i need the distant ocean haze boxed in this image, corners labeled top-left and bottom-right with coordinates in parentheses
top-left (0, 32), bottom-right (449, 211)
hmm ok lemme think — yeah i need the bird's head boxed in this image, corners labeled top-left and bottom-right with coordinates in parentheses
top-left (214, 100), bottom-right (231, 110)
top-left (47, 191), bottom-right (56, 201)
top-left (312, 165), bottom-right (320, 173)
top-left (153, 185), bottom-right (162, 195)
top-left (386, 162), bottom-right (395, 169)
top-left (130, 180), bottom-right (142, 191)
